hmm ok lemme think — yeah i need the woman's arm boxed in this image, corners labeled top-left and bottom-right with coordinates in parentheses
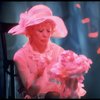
top-left (14, 52), bottom-right (40, 97)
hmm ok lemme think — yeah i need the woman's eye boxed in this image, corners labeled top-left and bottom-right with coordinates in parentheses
top-left (38, 29), bottom-right (44, 32)
top-left (47, 29), bottom-right (51, 32)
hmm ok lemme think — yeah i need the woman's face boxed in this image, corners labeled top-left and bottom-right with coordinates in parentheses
top-left (26, 19), bottom-right (55, 52)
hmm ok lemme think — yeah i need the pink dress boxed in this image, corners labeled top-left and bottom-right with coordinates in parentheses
top-left (13, 40), bottom-right (65, 98)
top-left (14, 40), bottom-right (92, 98)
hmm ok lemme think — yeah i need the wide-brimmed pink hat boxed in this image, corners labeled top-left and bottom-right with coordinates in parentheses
top-left (8, 4), bottom-right (68, 38)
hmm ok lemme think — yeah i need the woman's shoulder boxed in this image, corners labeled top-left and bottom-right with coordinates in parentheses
top-left (13, 48), bottom-right (25, 61)
top-left (14, 48), bottom-right (24, 56)
top-left (13, 43), bottom-right (28, 60)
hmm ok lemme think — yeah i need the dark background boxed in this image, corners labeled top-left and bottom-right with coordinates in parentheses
top-left (0, 1), bottom-right (100, 99)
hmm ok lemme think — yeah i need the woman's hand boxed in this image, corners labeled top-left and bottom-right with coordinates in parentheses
top-left (27, 83), bottom-right (40, 97)
top-left (65, 77), bottom-right (78, 91)
top-left (65, 77), bottom-right (79, 98)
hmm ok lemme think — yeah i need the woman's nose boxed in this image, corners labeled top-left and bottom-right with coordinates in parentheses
top-left (42, 30), bottom-right (49, 38)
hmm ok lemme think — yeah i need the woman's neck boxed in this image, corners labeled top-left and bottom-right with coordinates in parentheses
top-left (30, 41), bottom-right (48, 53)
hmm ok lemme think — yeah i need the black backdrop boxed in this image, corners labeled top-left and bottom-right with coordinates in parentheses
top-left (0, 1), bottom-right (100, 98)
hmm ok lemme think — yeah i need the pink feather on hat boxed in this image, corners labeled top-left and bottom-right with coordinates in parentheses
top-left (8, 4), bottom-right (68, 38)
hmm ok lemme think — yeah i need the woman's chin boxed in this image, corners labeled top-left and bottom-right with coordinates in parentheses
top-left (39, 48), bottom-right (47, 53)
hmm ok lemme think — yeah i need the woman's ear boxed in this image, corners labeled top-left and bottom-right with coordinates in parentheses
top-left (25, 32), bottom-right (32, 44)
top-left (24, 29), bottom-right (29, 37)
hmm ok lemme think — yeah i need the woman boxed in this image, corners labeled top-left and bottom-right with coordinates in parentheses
top-left (8, 4), bottom-right (90, 99)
